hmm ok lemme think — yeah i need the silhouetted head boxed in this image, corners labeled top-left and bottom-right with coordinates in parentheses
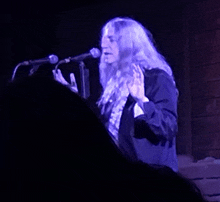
top-left (0, 75), bottom-right (124, 171)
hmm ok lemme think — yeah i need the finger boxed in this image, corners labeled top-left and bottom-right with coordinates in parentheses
top-left (140, 71), bottom-right (144, 83)
top-left (135, 65), bottom-right (144, 83)
top-left (132, 69), bottom-right (140, 85)
top-left (52, 69), bottom-right (60, 80)
top-left (132, 64), bottom-right (140, 78)
top-left (133, 63), bottom-right (139, 72)
top-left (52, 69), bottom-right (58, 75)
top-left (70, 73), bottom-right (76, 85)
top-left (57, 69), bottom-right (62, 76)
top-left (57, 70), bottom-right (69, 85)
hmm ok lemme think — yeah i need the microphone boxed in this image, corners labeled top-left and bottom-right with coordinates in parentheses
top-left (63, 48), bottom-right (101, 63)
top-left (21, 54), bottom-right (59, 66)
top-left (11, 54), bottom-right (59, 81)
top-left (54, 48), bottom-right (101, 72)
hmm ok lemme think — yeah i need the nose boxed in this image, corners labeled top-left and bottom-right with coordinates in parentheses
top-left (101, 37), bottom-right (108, 49)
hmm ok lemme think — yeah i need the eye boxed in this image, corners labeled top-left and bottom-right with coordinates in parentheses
top-left (108, 37), bottom-right (116, 43)
top-left (109, 38), bottom-right (115, 42)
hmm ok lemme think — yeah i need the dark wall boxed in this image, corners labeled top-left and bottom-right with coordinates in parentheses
top-left (1, 0), bottom-right (219, 161)
top-left (185, 0), bottom-right (220, 160)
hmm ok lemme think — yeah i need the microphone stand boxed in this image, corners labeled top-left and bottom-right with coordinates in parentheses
top-left (11, 62), bottom-right (29, 81)
top-left (79, 61), bottom-right (90, 99)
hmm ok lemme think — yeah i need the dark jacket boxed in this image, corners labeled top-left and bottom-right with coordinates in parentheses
top-left (105, 68), bottom-right (179, 172)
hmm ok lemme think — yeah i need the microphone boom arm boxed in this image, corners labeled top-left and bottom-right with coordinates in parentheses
top-left (11, 62), bottom-right (29, 81)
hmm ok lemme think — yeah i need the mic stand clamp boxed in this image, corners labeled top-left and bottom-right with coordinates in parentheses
top-left (29, 65), bottom-right (40, 76)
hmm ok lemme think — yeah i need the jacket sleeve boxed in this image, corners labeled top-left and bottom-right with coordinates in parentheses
top-left (134, 70), bottom-right (178, 143)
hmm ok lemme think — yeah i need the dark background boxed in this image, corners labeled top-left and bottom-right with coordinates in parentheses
top-left (1, 0), bottom-right (219, 161)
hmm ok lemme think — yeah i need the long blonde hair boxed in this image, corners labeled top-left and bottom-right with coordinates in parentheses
top-left (98, 17), bottom-right (175, 112)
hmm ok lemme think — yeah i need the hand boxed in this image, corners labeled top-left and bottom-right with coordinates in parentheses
top-left (127, 64), bottom-right (149, 103)
top-left (52, 69), bottom-right (78, 93)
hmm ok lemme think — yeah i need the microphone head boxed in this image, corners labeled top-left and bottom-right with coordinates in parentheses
top-left (48, 54), bottom-right (59, 64)
top-left (89, 48), bottom-right (101, 59)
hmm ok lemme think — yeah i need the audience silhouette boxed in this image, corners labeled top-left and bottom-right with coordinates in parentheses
top-left (0, 73), bottom-right (206, 201)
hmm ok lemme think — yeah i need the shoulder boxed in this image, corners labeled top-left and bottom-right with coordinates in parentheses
top-left (144, 68), bottom-right (175, 85)
top-left (143, 68), bottom-right (178, 97)
top-left (144, 68), bottom-right (172, 80)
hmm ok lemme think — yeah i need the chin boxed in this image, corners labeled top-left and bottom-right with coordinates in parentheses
top-left (106, 61), bottom-right (118, 66)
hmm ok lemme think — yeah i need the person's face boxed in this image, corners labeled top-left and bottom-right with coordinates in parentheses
top-left (101, 27), bottom-right (119, 64)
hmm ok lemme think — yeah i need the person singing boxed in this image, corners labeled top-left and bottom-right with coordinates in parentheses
top-left (53, 17), bottom-right (179, 172)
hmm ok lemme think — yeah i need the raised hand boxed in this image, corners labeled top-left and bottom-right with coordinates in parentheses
top-left (52, 69), bottom-right (78, 93)
top-left (53, 69), bottom-right (69, 85)
top-left (127, 64), bottom-right (149, 104)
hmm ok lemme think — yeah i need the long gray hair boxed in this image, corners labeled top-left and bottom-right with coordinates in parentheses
top-left (97, 17), bottom-right (175, 112)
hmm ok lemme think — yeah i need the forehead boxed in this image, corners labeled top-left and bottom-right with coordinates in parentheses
top-left (103, 26), bottom-right (115, 37)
